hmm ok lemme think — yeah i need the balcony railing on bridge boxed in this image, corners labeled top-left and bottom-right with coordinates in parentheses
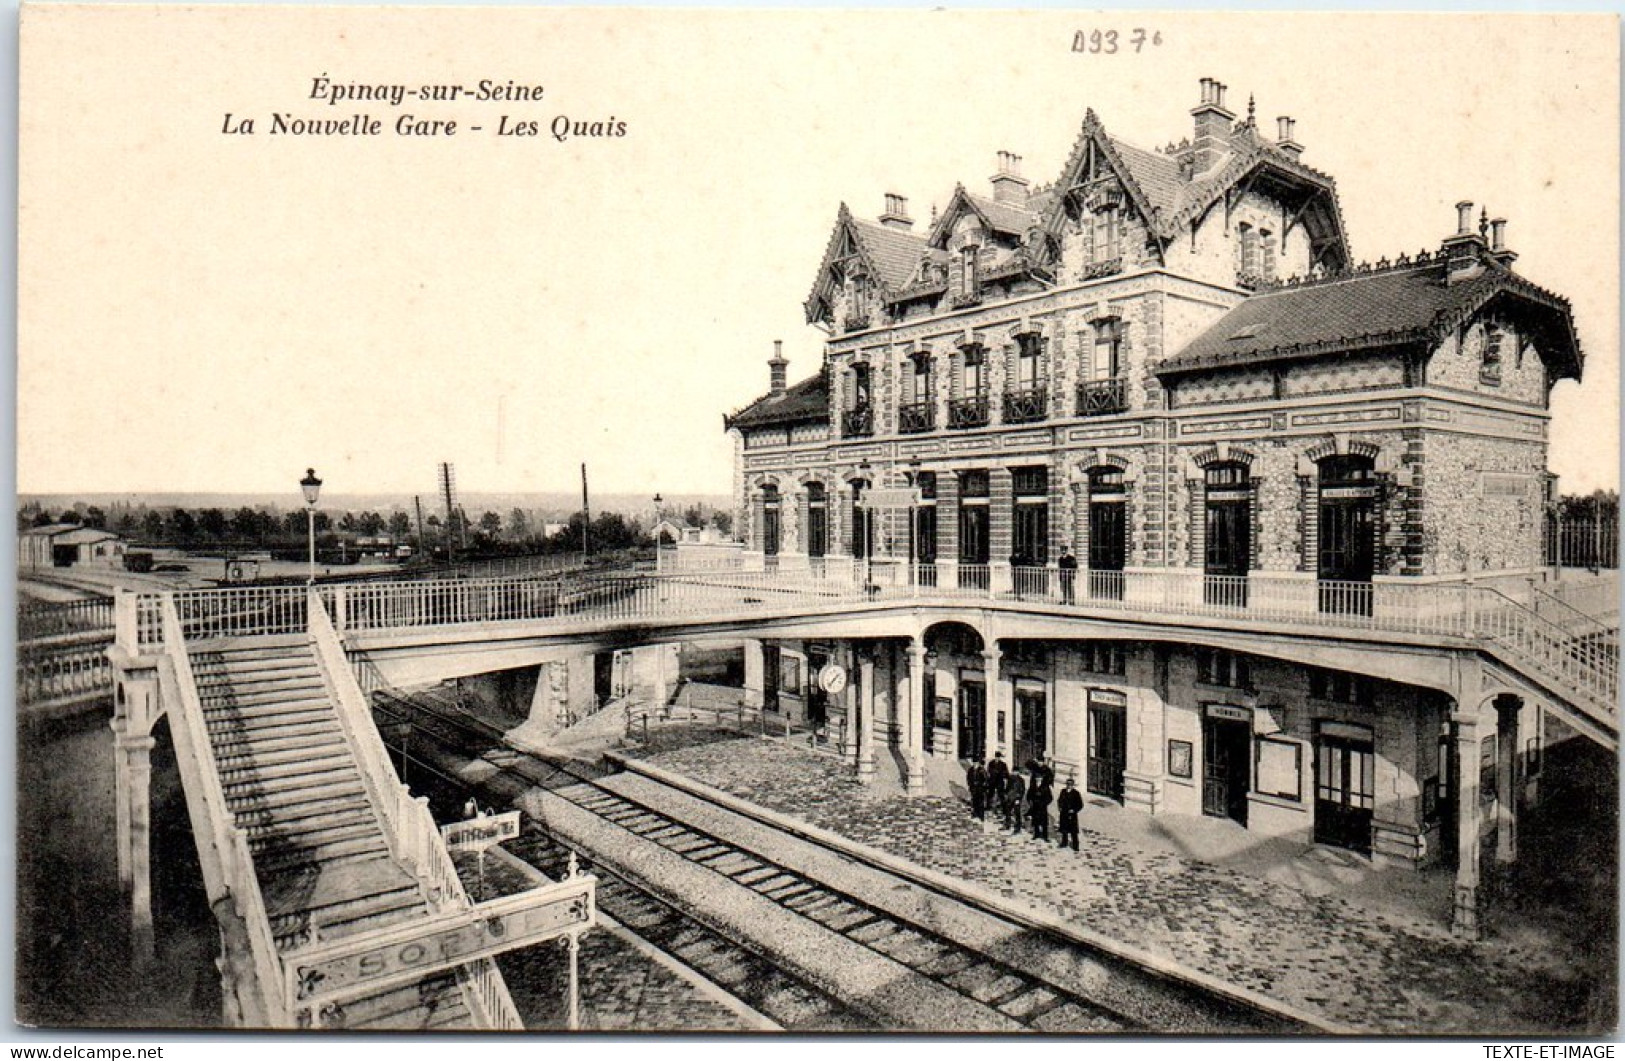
top-left (841, 406), bottom-right (875, 438)
top-left (1002, 387), bottom-right (1048, 425)
top-left (897, 401), bottom-right (935, 434)
top-left (947, 395), bottom-right (990, 430)
top-left (1076, 377), bottom-right (1128, 417)
top-left (117, 562), bottom-right (1618, 730)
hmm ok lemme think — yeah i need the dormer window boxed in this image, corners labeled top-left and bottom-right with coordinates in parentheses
top-left (961, 245), bottom-right (981, 299)
top-left (1239, 223), bottom-right (1260, 280)
top-left (1086, 209), bottom-right (1122, 266)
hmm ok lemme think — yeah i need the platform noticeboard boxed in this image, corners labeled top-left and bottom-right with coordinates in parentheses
top-left (440, 811), bottom-right (521, 855)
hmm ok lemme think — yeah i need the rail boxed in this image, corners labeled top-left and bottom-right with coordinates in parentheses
top-left (124, 563), bottom-right (1616, 728)
top-left (457, 958), bottom-right (524, 1030)
top-left (158, 595), bottom-right (288, 1025)
top-left (16, 633), bottom-right (114, 711)
top-left (1473, 588), bottom-right (1618, 712)
top-left (17, 596), bottom-right (115, 641)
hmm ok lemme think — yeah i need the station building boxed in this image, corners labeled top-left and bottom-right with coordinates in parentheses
top-left (720, 79), bottom-right (1594, 886)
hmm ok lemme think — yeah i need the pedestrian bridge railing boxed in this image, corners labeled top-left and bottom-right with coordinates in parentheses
top-left (114, 562), bottom-right (1617, 732)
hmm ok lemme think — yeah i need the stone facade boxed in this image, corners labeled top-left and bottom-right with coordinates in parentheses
top-left (718, 80), bottom-right (1585, 881)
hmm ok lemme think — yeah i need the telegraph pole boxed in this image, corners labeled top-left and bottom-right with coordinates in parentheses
top-left (581, 463), bottom-right (591, 563)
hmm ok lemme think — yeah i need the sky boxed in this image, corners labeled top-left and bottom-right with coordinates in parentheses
top-left (16, 9), bottom-right (1620, 500)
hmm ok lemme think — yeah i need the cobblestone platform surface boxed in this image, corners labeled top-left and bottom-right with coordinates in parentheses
top-left (642, 738), bottom-right (1611, 1035)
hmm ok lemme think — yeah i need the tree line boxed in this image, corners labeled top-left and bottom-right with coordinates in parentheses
top-left (18, 499), bottom-right (734, 559)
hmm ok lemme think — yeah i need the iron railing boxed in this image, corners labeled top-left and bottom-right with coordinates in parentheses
top-left (947, 395), bottom-right (990, 430)
top-left (841, 407), bottom-right (875, 438)
top-left (897, 401), bottom-right (935, 434)
top-left (18, 596), bottom-right (115, 642)
top-left (1076, 377), bottom-right (1128, 417)
top-left (1002, 387), bottom-right (1048, 424)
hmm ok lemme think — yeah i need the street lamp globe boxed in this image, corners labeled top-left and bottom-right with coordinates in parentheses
top-left (300, 468), bottom-right (322, 586)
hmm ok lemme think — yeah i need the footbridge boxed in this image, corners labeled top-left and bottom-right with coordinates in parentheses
top-left (103, 562), bottom-right (1616, 977)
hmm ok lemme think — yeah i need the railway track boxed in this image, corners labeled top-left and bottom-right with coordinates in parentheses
top-left (374, 688), bottom-right (1296, 1033)
top-left (376, 696), bottom-right (873, 1030)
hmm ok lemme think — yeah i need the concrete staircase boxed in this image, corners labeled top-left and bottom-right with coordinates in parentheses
top-left (187, 634), bottom-right (477, 1030)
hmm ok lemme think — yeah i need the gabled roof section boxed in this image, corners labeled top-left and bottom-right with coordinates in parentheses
top-left (1160, 254), bottom-right (1581, 381)
top-left (803, 204), bottom-right (928, 324)
top-left (926, 184), bottom-right (1039, 247)
top-left (724, 369), bottom-right (831, 431)
top-left (1041, 111), bottom-right (1351, 271)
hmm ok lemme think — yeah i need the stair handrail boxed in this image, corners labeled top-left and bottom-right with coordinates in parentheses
top-left (456, 958), bottom-right (525, 1030)
top-left (1475, 586), bottom-right (1618, 713)
top-left (306, 590), bottom-right (471, 913)
top-left (1527, 582), bottom-right (1619, 640)
top-left (158, 595), bottom-right (289, 1024)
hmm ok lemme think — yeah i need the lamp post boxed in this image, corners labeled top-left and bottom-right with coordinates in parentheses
top-left (857, 460), bottom-right (873, 588)
top-left (906, 458), bottom-right (921, 585)
top-left (300, 468), bottom-right (322, 586)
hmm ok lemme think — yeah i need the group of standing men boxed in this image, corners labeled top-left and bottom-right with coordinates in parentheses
top-left (965, 751), bottom-right (1085, 852)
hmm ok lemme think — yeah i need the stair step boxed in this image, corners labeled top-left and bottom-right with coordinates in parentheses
top-left (202, 700), bottom-right (334, 727)
top-left (214, 729), bottom-right (346, 763)
top-left (206, 709), bottom-right (339, 738)
top-left (235, 794), bottom-right (374, 831)
top-left (270, 877), bottom-right (424, 948)
top-left (224, 775), bottom-right (365, 813)
top-left (244, 804), bottom-right (376, 842)
top-left (195, 667), bottom-right (325, 692)
top-left (195, 679), bottom-right (325, 701)
top-left (192, 653), bottom-right (321, 675)
top-left (254, 833), bottom-right (390, 873)
top-left (218, 748), bottom-right (354, 782)
top-left (200, 634), bottom-right (312, 655)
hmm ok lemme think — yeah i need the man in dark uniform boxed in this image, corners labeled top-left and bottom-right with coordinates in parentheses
top-left (1058, 546), bottom-right (1078, 604)
top-left (1003, 769), bottom-right (1026, 834)
top-left (1028, 770), bottom-right (1052, 841)
top-left (1057, 776), bottom-right (1084, 851)
top-left (986, 750), bottom-right (1009, 796)
top-left (966, 759), bottom-right (988, 819)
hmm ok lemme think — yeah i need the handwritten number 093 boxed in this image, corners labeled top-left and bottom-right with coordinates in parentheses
top-left (1074, 29), bottom-right (1162, 54)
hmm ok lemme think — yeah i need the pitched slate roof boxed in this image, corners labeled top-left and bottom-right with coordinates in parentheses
top-left (1161, 255), bottom-right (1581, 380)
top-left (804, 205), bottom-right (931, 323)
top-left (849, 217), bottom-right (929, 289)
top-left (724, 370), bottom-right (830, 431)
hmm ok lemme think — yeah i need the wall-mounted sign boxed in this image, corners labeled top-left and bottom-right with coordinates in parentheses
top-left (858, 488), bottom-right (921, 509)
top-left (818, 664), bottom-right (848, 694)
top-left (440, 811), bottom-right (521, 854)
top-left (1205, 704), bottom-right (1252, 724)
top-left (1168, 739), bottom-right (1193, 779)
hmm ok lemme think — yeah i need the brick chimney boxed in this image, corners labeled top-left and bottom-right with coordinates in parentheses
top-left (990, 151), bottom-right (1029, 205)
top-left (1489, 216), bottom-right (1517, 268)
top-left (1441, 200), bottom-right (1489, 284)
top-left (1190, 78), bottom-right (1234, 174)
top-left (879, 193), bottom-right (913, 231)
top-left (1275, 116), bottom-right (1303, 161)
top-left (768, 340), bottom-right (788, 398)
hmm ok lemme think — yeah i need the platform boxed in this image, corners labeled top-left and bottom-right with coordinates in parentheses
top-left (627, 734), bottom-right (1614, 1034)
